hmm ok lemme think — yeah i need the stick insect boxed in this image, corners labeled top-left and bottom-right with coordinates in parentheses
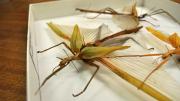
top-left (144, 27), bottom-right (180, 79)
top-left (76, 0), bottom-right (180, 29)
top-left (36, 22), bottom-right (142, 97)
top-left (36, 23), bottom-right (171, 100)
top-left (106, 27), bottom-right (180, 88)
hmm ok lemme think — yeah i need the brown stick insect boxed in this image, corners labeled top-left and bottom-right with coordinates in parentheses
top-left (35, 22), bottom-right (171, 100)
top-left (76, 0), bottom-right (180, 29)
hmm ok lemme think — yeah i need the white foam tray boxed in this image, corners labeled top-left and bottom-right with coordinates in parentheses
top-left (27, 0), bottom-right (180, 101)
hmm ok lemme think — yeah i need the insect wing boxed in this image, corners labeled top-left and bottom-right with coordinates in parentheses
top-left (122, 0), bottom-right (138, 17)
top-left (81, 46), bottom-right (130, 59)
top-left (70, 25), bottom-right (85, 53)
top-left (47, 22), bottom-right (70, 41)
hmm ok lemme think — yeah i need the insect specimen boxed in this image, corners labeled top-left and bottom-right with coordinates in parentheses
top-left (107, 27), bottom-right (180, 88)
top-left (36, 22), bottom-right (170, 100)
top-left (145, 27), bottom-right (180, 78)
top-left (36, 23), bottom-right (132, 96)
top-left (76, 0), bottom-right (180, 29)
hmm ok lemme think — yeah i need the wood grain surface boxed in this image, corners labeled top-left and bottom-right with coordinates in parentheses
top-left (0, 0), bottom-right (52, 101)
top-left (171, 0), bottom-right (180, 3)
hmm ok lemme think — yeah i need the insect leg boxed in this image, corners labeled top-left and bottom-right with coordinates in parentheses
top-left (104, 7), bottom-right (119, 14)
top-left (139, 57), bottom-right (169, 89)
top-left (84, 8), bottom-right (110, 19)
top-left (149, 9), bottom-right (180, 25)
top-left (72, 61), bottom-right (99, 97)
top-left (78, 7), bottom-right (119, 19)
top-left (52, 49), bottom-right (79, 74)
top-left (37, 42), bottom-right (75, 55)
top-left (127, 36), bottom-right (153, 50)
top-left (139, 19), bottom-right (159, 27)
top-left (35, 64), bottom-right (68, 94)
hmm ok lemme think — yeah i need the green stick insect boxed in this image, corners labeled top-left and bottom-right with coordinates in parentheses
top-left (35, 22), bottom-right (170, 100)
top-left (36, 22), bottom-right (142, 97)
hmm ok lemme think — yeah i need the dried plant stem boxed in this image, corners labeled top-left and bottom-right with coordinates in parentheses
top-left (98, 58), bottom-right (171, 101)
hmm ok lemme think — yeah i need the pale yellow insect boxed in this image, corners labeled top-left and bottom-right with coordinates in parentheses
top-left (109, 27), bottom-right (180, 88)
top-left (144, 27), bottom-right (180, 82)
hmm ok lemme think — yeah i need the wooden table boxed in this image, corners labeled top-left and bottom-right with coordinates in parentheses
top-left (0, 0), bottom-right (52, 101)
